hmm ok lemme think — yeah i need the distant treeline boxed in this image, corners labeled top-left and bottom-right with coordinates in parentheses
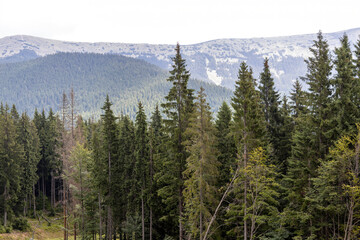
top-left (0, 52), bottom-right (232, 119)
top-left (1, 32), bottom-right (360, 240)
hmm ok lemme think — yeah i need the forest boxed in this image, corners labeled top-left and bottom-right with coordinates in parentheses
top-left (1, 31), bottom-right (360, 240)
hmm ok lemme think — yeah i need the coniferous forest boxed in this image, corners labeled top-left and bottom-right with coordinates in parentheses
top-left (1, 32), bottom-right (360, 240)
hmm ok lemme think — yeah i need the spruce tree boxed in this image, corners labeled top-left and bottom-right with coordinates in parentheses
top-left (159, 43), bottom-right (194, 239)
top-left (331, 33), bottom-right (358, 138)
top-left (259, 58), bottom-right (284, 169)
top-left (100, 95), bottom-right (119, 240)
top-left (215, 101), bottom-right (236, 189)
top-left (18, 113), bottom-right (40, 216)
top-left (134, 102), bottom-right (149, 240)
top-left (301, 31), bottom-right (333, 158)
top-left (183, 87), bottom-right (219, 239)
top-left (117, 115), bottom-right (136, 238)
top-left (149, 105), bottom-right (166, 239)
top-left (290, 79), bottom-right (308, 118)
top-left (228, 62), bottom-right (266, 239)
top-left (0, 107), bottom-right (24, 227)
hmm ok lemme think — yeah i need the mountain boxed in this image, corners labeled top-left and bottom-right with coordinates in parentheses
top-left (0, 52), bottom-right (232, 119)
top-left (1, 28), bottom-right (360, 93)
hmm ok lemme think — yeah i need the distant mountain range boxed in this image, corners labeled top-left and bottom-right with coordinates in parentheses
top-left (1, 28), bottom-right (359, 93)
top-left (0, 53), bottom-right (232, 118)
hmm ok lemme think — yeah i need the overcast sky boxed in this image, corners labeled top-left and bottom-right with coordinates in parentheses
top-left (0, 0), bottom-right (359, 44)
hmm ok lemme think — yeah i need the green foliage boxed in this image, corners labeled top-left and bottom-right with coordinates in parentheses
top-left (183, 87), bottom-right (219, 239)
top-left (226, 147), bottom-right (279, 239)
top-left (0, 52), bottom-right (232, 119)
top-left (158, 43), bottom-right (195, 237)
top-left (215, 101), bottom-right (236, 188)
top-left (12, 217), bottom-right (31, 231)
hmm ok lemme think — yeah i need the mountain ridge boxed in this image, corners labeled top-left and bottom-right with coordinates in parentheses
top-left (0, 52), bottom-right (232, 119)
top-left (1, 28), bottom-right (360, 93)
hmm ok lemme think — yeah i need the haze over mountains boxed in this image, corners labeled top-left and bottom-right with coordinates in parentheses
top-left (1, 27), bottom-right (360, 93)
top-left (0, 52), bottom-right (232, 118)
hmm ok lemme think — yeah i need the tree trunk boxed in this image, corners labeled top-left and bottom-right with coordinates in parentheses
top-left (42, 173), bottom-right (45, 211)
top-left (202, 167), bottom-right (240, 240)
top-left (64, 180), bottom-right (68, 240)
top-left (4, 184), bottom-right (7, 227)
top-left (51, 171), bottom-right (55, 208)
top-left (33, 184), bottom-right (36, 218)
top-left (142, 190), bottom-right (145, 240)
top-left (107, 150), bottom-right (113, 240)
top-left (74, 221), bottom-right (77, 240)
top-left (149, 207), bottom-right (153, 240)
top-left (24, 195), bottom-right (27, 216)
top-left (99, 193), bottom-right (102, 240)
top-left (179, 185), bottom-right (183, 240)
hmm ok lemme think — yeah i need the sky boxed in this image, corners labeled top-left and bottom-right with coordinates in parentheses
top-left (0, 0), bottom-right (359, 44)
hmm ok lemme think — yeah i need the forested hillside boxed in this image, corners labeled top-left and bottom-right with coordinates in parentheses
top-left (0, 52), bottom-right (232, 119)
top-left (1, 33), bottom-right (360, 240)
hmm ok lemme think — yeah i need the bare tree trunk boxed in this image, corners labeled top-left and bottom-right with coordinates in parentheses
top-left (107, 150), bottom-right (113, 240)
top-left (149, 137), bottom-right (154, 240)
top-left (64, 180), bottom-right (68, 240)
top-left (99, 193), bottom-right (102, 240)
top-left (42, 173), bottom-right (45, 211)
top-left (33, 184), bottom-right (36, 218)
top-left (142, 189), bottom-right (145, 240)
top-left (149, 207), bottom-right (153, 240)
top-left (202, 167), bottom-right (240, 240)
top-left (243, 120), bottom-right (248, 240)
top-left (74, 219), bottom-right (77, 240)
top-left (4, 185), bottom-right (7, 227)
top-left (51, 171), bottom-right (55, 208)
top-left (179, 185), bottom-right (183, 240)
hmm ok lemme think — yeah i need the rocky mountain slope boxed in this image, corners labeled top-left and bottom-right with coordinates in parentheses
top-left (0, 28), bottom-right (359, 93)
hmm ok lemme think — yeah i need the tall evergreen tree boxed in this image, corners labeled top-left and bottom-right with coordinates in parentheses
top-left (159, 43), bottom-right (194, 239)
top-left (117, 115), bottom-right (136, 238)
top-left (290, 79), bottom-right (308, 118)
top-left (183, 87), bottom-right (219, 239)
top-left (259, 58), bottom-right (285, 170)
top-left (18, 113), bottom-right (40, 216)
top-left (301, 31), bottom-right (333, 158)
top-left (228, 62), bottom-right (266, 239)
top-left (134, 102), bottom-right (149, 240)
top-left (0, 108), bottom-right (24, 227)
top-left (100, 95), bottom-right (119, 240)
top-left (215, 101), bottom-right (236, 189)
top-left (331, 33), bottom-right (358, 138)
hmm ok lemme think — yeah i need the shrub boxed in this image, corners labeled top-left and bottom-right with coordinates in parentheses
top-left (12, 217), bottom-right (31, 231)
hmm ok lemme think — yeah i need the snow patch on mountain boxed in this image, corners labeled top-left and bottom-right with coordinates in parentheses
top-left (0, 28), bottom-right (359, 93)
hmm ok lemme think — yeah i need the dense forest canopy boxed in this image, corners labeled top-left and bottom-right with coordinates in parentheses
top-left (0, 52), bottom-right (232, 119)
top-left (1, 33), bottom-right (360, 240)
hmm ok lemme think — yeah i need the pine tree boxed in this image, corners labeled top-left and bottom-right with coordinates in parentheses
top-left (159, 43), bottom-right (195, 239)
top-left (228, 62), bottom-right (266, 239)
top-left (312, 125), bottom-right (360, 239)
top-left (227, 147), bottom-right (279, 239)
top-left (134, 102), bottom-right (149, 240)
top-left (215, 101), bottom-right (236, 189)
top-left (259, 58), bottom-right (284, 170)
top-left (331, 33), bottom-right (358, 138)
top-left (149, 104), bottom-right (167, 239)
top-left (0, 107), bottom-right (24, 227)
top-left (117, 115), bottom-right (136, 238)
top-left (101, 95), bottom-right (119, 240)
top-left (18, 113), bottom-right (40, 217)
top-left (290, 79), bottom-right (308, 118)
top-left (278, 95), bottom-right (293, 172)
top-left (183, 87), bottom-right (219, 239)
top-left (301, 31), bottom-right (333, 158)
